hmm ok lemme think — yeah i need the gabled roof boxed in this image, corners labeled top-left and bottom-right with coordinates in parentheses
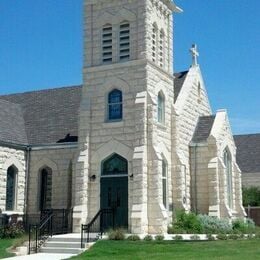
top-left (0, 85), bottom-right (82, 145)
top-left (0, 99), bottom-right (28, 145)
top-left (174, 71), bottom-right (188, 103)
top-left (192, 115), bottom-right (216, 143)
top-left (234, 134), bottom-right (260, 173)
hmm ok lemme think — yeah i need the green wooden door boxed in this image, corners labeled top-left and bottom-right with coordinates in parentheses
top-left (101, 177), bottom-right (128, 229)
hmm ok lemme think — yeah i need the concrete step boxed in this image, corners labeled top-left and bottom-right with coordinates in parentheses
top-left (44, 241), bottom-right (82, 249)
top-left (40, 247), bottom-right (84, 254)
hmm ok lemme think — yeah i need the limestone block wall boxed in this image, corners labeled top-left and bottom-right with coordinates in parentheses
top-left (27, 146), bottom-right (77, 214)
top-left (173, 67), bottom-right (211, 210)
top-left (84, 0), bottom-right (145, 67)
top-left (146, 63), bottom-right (174, 233)
top-left (241, 173), bottom-right (260, 188)
top-left (77, 60), bottom-right (149, 232)
top-left (0, 146), bottom-right (26, 214)
top-left (210, 111), bottom-right (245, 218)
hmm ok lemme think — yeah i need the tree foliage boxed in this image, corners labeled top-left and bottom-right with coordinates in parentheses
top-left (242, 186), bottom-right (260, 206)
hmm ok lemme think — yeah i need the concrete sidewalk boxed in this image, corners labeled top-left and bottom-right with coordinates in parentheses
top-left (4, 253), bottom-right (75, 260)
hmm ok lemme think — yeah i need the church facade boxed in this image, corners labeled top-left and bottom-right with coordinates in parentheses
top-left (0, 0), bottom-right (245, 234)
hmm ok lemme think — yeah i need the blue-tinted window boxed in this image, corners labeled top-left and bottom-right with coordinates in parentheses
top-left (108, 89), bottom-right (123, 121)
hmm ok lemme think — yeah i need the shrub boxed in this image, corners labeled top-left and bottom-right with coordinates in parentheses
top-left (173, 235), bottom-right (183, 241)
top-left (127, 235), bottom-right (140, 241)
top-left (172, 210), bottom-right (202, 234)
top-left (155, 235), bottom-right (164, 241)
top-left (232, 218), bottom-right (255, 234)
top-left (197, 214), bottom-right (232, 234)
top-left (228, 234), bottom-right (239, 240)
top-left (0, 223), bottom-right (25, 239)
top-left (190, 235), bottom-right (200, 240)
top-left (206, 233), bottom-right (215, 241)
top-left (108, 228), bottom-right (125, 240)
top-left (216, 234), bottom-right (228, 240)
top-left (143, 235), bottom-right (153, 241)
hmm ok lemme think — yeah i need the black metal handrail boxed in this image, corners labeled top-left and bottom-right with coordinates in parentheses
top-left (28, 212), bottom-right (54, 254)
top-left (81, 208), bottom-right (114, 248)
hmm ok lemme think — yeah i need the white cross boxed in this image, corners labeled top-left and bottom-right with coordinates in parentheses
top-left (190, 44), bottom-right (199, 66)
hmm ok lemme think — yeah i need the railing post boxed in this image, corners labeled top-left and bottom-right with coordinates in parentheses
top-left (35, 227), bottom-right (38, 254)
top-left (81, 224), bottom-right (83, 249)
top-left (28, 225), bottom-right (31, 255)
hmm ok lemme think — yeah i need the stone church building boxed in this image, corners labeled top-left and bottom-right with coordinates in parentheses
top-left (0, 0), bottom-right (246, 234)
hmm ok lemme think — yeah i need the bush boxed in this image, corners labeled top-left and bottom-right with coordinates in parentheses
top-left (197, 214), bottom-right (232, 234)
top-left (143, 235), bottom-right (153, 241)
top-left (232, 218), bottom-right (255, 234)
top-left (190, 235), bottom-right (200, 240)
top-left (108, 228), bottom-right (125, 240)
top-left (216, 234), bottom-right (228, 240)
top-left (228, 234), bottom-right (239, 240)
top-left (242, 186), bottom-right (260, 206)
top-left (173, 235), bottom-right (183, 240)
top-left (155, 235), bottom-right (164, 241)
top-left (206, 234), bottom-right (215, 241)
top-left (171, 210), bottom-right (203, 234)
top-left (127, 235), bottom-right (140, 241)
top-left (0, 223), bottom-right (25, 239)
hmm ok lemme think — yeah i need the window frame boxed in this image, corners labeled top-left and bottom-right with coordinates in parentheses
top-left (119, 21), bottom-right (130, 62)
top-left (102, 24), bottom-right (113, 64)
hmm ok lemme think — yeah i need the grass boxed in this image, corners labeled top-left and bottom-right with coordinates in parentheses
top-left (0, 234), bottom-right (29, 259)
top-left (0, 239), bottom-right (15, 259)
top-left (71, 239), bottom-right (260, 260)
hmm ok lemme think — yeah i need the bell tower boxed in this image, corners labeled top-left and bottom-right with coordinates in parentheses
top-left (73, 0), bottom-right (182, 234)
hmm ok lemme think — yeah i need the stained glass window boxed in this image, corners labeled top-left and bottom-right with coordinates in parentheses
top-left (224, 149), bottom-right (233, 209)
top-left (102, 154), bottom-right (127, 176)
top-left (108, 89), bottom-right (123, 121)
top-left (6, 166), bottom-right (17, 211)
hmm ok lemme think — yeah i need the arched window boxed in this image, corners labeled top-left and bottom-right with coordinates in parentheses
top-left (157, 92), bottom-right (165, 124)
top-left (152, 23), bottom-right (158, 63)
top-left (108, 89), bottom-right (123, 121)
top-left (102, 24), bottom-right (113, 63)
top-left (6, 166), bottom-right (17, 211)
top-left (159, 29), bottom-right (165, 68)
top-left (40, 168), bottom-right (52, 211)
top-left (102, 154), bottom-right (128, 176)
top-left (162, 159), bottom-right (168, 208)
top-left (119, 22), bottom-right (130, 61)
top-left (224, 148), bottom-right (233, 209)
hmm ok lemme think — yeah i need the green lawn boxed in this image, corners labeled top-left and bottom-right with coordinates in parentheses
top-left (72, 239), bottom-right (260, 260)
top-left (0, 239), bottom-right (15, 259)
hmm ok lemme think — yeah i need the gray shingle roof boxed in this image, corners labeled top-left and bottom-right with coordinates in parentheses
top-left (174, 71), bottom-right (188, 103)
top-left (192, 115), bottom-right (216, 143)
top-left (0, 85), bottom-right (82, 145)
top-left (234, 134), bottom-right (260, 173)
top-left (0, 99), bottom-right (28, 145)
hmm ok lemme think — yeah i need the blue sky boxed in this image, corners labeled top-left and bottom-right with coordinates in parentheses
top-left (0, 0), bottom-right (259, 134)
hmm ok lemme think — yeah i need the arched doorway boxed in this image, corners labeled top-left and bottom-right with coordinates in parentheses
top-left (100, 154), bottom-right (128, 229)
